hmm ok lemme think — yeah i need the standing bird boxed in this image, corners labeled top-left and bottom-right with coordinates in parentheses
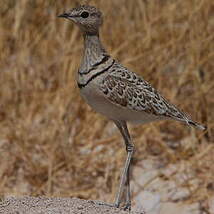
top-left (58, 5), bottom-right (206, 211)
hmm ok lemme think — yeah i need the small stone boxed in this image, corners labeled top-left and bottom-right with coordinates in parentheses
top-left (170, 188), bottom-right (190, 201)
top-left (134, 191), bottom-right (161, 214)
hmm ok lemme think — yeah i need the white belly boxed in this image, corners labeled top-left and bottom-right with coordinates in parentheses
top-left (80, 82), bottom-right (162, 124)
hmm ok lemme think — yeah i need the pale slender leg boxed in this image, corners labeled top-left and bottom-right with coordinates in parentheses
top-left (125, 162), bottom-right (131, 209)
top-left (113, 120), bottom-right (134, 210)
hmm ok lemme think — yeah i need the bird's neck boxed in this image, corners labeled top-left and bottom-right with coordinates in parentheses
top-left (80, 32), bottom-right (107, 72)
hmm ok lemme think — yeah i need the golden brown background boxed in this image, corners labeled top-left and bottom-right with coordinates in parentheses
top-left (0, 0), bottom-right (213, 209)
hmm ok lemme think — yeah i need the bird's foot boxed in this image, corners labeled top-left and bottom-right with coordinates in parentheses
top-left (114, 199), bottom-right (131, 211)
top-left (122, 202), bottom-right (131, 211)
top-left (95, 200), bottom-right (116, 208)
top-left (96, 200), bottom-right (132, 211)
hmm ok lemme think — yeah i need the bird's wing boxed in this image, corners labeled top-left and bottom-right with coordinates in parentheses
top-left (100, 63), bottom-right (187, 121)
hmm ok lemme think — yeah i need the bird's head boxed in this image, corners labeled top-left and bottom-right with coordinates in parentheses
top-left (58, 5), bottom-right (103, 35)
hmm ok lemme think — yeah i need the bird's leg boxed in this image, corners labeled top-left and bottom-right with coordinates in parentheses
top-left (122, 164), bottom-right (132, 210)
top-left (123, 122), bottom-right (133, 210)
top-left (113, 120), bottom-right (134, 210)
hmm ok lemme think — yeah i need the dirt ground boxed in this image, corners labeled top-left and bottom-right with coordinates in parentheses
top-left (0, 196), bottom-right (145, 214)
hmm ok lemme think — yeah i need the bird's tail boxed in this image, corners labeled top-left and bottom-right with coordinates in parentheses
top-left (186, 119), bottom-right (206, 130)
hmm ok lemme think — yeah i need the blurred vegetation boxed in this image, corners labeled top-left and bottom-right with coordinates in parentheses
top-left (0, 0), bottom-right (213, 207)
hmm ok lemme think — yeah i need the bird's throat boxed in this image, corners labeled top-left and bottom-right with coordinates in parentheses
top-left (80, 33), bottom-right (107, 72)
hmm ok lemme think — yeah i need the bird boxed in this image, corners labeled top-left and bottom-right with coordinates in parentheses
top-left (58, 4), bottom-right (206, 211)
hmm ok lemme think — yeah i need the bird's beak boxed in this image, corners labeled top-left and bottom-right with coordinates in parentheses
top-left (57, 12), bottom-right (69, 18)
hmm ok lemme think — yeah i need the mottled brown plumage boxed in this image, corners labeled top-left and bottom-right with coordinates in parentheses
top-left (100, 64), bottom-right (191, 122)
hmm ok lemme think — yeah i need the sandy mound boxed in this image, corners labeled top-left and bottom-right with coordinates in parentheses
top-left (0, 196), bottom-right (145, 214)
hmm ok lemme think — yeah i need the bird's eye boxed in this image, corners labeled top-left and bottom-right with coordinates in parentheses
top-left (81, 11), bottom-right (89, 18)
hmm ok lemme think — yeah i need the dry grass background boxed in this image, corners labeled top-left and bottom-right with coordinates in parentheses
top-left (0, 0), bottom-right (213, 209)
